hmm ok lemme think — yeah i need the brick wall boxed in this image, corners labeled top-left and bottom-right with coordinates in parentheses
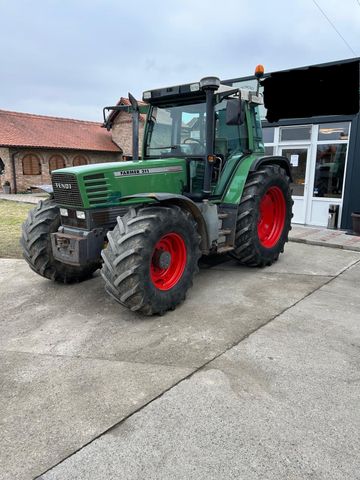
top-left (1, 148), bottom-right (122, 193)
top-left (111, 111), bottom-right (145, 156)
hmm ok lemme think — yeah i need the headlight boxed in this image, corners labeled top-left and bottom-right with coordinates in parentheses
top-left (60, 208), bottom-right (68, 217)
top-left (76, 210), bottom-right (86, 220)
top-left (143, 91), bottom-right (151, 100)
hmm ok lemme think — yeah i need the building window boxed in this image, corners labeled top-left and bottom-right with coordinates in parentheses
top-left (280, 126), bottom-right (311, 142)
top-left (318, 122), bottom-right (350, 141)
top-left (73, 155), bottom-right (88, 166)
top-left (49, 155), bottom-right (65, 173)
top-left (22, 154), bottom-right (41, 175)
top-left (313, 144), bottom-right (347, 198)
top-left (263, 127), bottom-right (275, 143)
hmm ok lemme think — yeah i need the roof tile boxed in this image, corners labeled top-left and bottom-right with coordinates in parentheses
top-left (0, 110), bottom-right (121, 152)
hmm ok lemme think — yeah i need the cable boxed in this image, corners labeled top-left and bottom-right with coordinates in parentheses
top-left (312, 0), bottom-right (358, 57)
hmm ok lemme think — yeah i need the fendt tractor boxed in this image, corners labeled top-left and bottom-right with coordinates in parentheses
top-left (21, 66), bottom-right (293, 315)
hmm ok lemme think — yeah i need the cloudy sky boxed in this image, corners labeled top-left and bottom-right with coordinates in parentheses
top-left (0, 0), bottom-right (359, 121)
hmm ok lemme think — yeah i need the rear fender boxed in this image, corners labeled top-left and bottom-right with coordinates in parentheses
top-left (250, 155), bottom-right (292, 181)
top-left (221, 154), bottom-right (292, 206)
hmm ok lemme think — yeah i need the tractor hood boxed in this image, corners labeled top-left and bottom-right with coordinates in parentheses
top-left (51, 158), bottom-right (187, 209)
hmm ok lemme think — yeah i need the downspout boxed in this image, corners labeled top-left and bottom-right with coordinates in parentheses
top-left (11, 150), bottom-right (19, 194)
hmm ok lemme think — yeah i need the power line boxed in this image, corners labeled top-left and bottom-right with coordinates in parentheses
top-left (312, 0), bottom-right (358, 57)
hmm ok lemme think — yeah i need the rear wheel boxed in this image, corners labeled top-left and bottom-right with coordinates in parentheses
top-left (231, 165), bottom-right (292, 266)
top-left (21, 199), bottom-right (99, 282)
top-left (101, 205), bottom-right (201, 315)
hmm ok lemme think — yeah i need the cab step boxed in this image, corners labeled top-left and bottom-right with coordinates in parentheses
top-left (219, 229), bottom-right (232, 236)
top-left (217, 245), bottom-right (234, 254)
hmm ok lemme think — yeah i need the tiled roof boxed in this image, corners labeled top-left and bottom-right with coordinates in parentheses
top-left (0, 109), bottom-right (121, 152)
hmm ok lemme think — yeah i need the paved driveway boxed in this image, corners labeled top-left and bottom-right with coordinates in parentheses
top-left (0, 243), bottom-right (359, 479)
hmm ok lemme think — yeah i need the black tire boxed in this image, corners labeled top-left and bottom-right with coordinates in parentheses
top-left (101, 205), bottom-right (201, 315)
top-left (20, 199), bottom-right (99, 283)
top-left (231, 165), bottom-right (292, 267)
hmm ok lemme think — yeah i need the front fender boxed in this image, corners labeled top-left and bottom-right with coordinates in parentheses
top-left (119, 193), bottom-right (210, 253)
top-left (32, 184), bottom-right (54, 197)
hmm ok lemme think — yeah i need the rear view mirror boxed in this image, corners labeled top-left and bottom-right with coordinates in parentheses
top-left (226, 98), bottom-right (244, 125)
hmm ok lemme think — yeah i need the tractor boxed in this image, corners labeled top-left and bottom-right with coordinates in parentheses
top-left (21, 66), bottom-right (293, 315)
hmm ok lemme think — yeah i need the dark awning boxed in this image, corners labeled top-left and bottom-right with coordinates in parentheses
top-left (262, 59), bottom-right (360, 123)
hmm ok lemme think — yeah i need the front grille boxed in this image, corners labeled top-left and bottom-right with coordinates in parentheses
top-left (52, 173), bottom-right (83, 207)
top-left (83, 173), bottom-right (110, 206)
top-left (91, 206), bottom-right (129, 227)
top-left (60, 206), bottom-right (130, 230)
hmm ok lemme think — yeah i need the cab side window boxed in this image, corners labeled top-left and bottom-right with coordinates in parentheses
top-left (214, 100), bottom-right (248, 161)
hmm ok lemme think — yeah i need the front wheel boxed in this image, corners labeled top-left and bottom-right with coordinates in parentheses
top-left (231, 165), bottom-right (293, 267)
top-left (101, 205), bottom-right (201, 315)
top-left (20, 199), bottom-right (99, 282)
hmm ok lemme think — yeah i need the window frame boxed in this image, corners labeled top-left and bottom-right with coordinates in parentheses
top-left (22, 153), bottom-right (42, 176)
top-left (49, 154), bottom-right (66, 173)
top-left (72, 155), bottom-right (88, 166)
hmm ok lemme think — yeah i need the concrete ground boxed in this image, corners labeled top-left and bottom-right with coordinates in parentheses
top-left (0, 243), bottom-right (359, 480)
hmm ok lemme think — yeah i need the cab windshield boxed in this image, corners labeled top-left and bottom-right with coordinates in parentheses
top-left (145, 102), bottom-right (206, 158)
top-left (145, 99), bottom-right (250, 160)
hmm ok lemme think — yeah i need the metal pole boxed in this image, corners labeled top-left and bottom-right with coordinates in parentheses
top-left (132, 109), bottom-right (139, 161)
top-left (202, 88), bottom-right (215, 196)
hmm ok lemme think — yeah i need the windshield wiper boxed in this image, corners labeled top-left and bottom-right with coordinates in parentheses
top-left (147, 145), bottom-right (178, 150)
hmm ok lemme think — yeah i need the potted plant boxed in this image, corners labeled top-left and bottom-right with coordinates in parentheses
top-left (351, 212), bottom-right (360, 236)
top-left (3, 181), bottom-right (11, 194)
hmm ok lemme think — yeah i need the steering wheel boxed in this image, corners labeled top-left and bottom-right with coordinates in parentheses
top-left (183, 137), bottom-right (204, 145)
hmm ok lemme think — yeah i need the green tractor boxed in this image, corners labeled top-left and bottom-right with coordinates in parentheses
top-left (21, 67), bottom-right (293, 315)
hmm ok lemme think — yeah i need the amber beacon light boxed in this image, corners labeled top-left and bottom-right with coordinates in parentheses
top-left (255, 64), bottom-right (265, 78)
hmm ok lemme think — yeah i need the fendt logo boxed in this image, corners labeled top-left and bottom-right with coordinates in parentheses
top-left (55, 182), bottom-right (72, 190)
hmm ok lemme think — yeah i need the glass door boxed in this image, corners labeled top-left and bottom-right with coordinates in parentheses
top-left (280, 146), bottom-right (310, 224)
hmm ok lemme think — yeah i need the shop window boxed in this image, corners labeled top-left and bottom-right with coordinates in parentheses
top-left (318, 122), bottom-right (350, 141)
top-left (262, 127), bottom-right (275, 143)
top-left (313, 144), bottom-right (347, 198)
top-left (49, 155), bottom-right (65, 173)
top-left (73, 155), bottom-right (88, 166)
top-left (280, 126), bottom-right (311, 142)
top-left (22, 154), bottom-right (41, 175)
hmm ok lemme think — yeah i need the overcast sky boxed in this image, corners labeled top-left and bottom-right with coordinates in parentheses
top-left (0, 0), bottom-right (359, 121)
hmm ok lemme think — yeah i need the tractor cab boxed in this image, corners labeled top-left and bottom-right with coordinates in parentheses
top-left (140, 78), bottom-right (264, 199)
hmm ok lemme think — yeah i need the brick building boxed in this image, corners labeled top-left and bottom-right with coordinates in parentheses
top-left (0, 110), bottom-right (123, 193)
top-left (106, 97), bottom-right (146, 156)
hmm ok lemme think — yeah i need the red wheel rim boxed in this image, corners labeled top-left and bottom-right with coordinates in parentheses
top-left (150, 232), bottom-right (187, 290)
top-left (257, 186), bottom-right (286, 248)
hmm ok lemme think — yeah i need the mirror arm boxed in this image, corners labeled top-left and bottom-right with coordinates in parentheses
top-left (216, 88), bottom-right (239, 103)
